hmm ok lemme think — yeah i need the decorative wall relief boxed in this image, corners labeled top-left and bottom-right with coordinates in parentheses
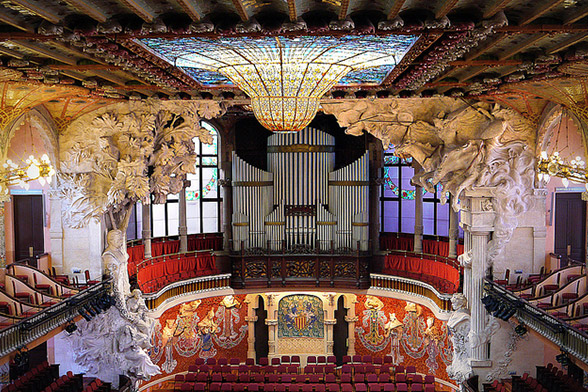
top-left (355, 295), bottom-right (452, 381)
top-left (149, 295), bottom-right (248, 380)
top-left (278, 295), bottom-right (324, 338)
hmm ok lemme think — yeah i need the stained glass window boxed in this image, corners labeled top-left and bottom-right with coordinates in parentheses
top-left (127, 121), bottom-right (222, 239)
top-left (380, 147), bottom-right (453, 237)
top-left (185, 121), bottom-right (222, 234)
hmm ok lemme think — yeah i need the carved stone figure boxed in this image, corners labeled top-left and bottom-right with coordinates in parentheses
top-left (446, 293), bottom-right (472, 384)
top-left (68, 229), bottom-right (160, 389)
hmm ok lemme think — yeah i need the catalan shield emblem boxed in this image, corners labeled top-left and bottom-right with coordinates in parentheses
top-left (295, 314), bottom-right (307, 330)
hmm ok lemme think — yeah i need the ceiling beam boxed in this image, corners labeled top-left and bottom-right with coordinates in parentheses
top-left (8, 40), bottom-right (77, 64)
top-left (48, 64), bottom-right (119, 70)
top-left (0, 45), bottom-right (24, 58)
top-left (546, 32), bottom-right (588, 54)
top-left (231, 0), bottom-right (249, 21)
top-left (435, 0), bottom-right (459, 19)
top-left (9, 0), bottom-right (61, 24)
top-left (450, 59), bottom-right (523, 67)
top-left (564, 5), bottom-right (588, 24)
top-left (175, 0), bottom-right (201, 21)
top-left (498, 33), bottom-right (547, 60)
top-left (62, 0), bottom-right (108, 23)
top-left (465, 33), bottom-right (508, 61)
top-left (116, 0), bottom-right (155, 22)
top-left (519, 0), bottom-right (566, 26)
top-left (483, 0), bottom-right (515, 19)
top-left (0, 12), bottom-right (34, 32)
top-left (339, 0), bottom-right (351, 20)
top-left (387, 0), bottom-right (406, 20)
top-left (286, 0), bottom-right (297, 22)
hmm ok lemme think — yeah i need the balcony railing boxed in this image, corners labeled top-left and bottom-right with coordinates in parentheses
top-left (142, 274), bottom-right (231, 310)
top-left (484, 279), bottom-right (588, 364)
top-left (0, 279), bottom-right (111, 358)
top-left (371, 274), bottom-right (454, 313)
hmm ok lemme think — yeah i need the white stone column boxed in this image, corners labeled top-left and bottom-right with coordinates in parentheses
top-left (0, 202), bottom-right (6, 273)
top-left (48, 192), bottom-right (63, 274)
top-left (142, 203), bottom-right (152, 258)
top-left (266, 319), bottom-right (278, 359)
top-left (414, 185), bottom-right (423, 253)
top-left (179, 181), bottom-right (189, 253)
top-left (470, 229), bottom-right (492, 365)
top-left (325, 319), bottom-right (336, 355)
top-left (345, 315), bottom-right (358, 356)
top-left (448, 202), bottom-right (459, 258)
top-left (246, 315), bottom-right (258, 359)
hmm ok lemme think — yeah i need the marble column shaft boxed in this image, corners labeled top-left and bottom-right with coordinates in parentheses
top-left (414, 185), bottom-right (423, 253)
top-left (470, 230), bottom-right (491, 363)
top-left (141, 203), bottom-right (152, 258)
top-left (448, 203), bottom-right (459, 258)
top-left (179, 182), bottom-right (188, 253)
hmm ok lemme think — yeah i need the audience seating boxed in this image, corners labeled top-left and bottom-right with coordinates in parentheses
top-left (171, 356), bottom-right (442, 392)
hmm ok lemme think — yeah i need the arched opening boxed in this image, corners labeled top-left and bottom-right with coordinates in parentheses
top-left (254, 296), bottom-right (269, 362)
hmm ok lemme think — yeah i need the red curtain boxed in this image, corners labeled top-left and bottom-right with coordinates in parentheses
top-left (384, 254), bottom-right (460, 293)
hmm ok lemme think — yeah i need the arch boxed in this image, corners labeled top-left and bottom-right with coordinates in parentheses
top-left (1, 107), bottom-right (58, 165)
top-left (536, 103), bottom-right (587, 161)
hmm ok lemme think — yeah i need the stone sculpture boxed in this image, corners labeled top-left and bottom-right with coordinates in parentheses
top-left (446, 293), bottom-right (472, 384)
top-left (68, 229), bottom-right (160, 390)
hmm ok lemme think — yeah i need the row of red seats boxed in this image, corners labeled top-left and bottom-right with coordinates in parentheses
top-left (177, 382), bottom-right (435, 392)
top-left (2, 361), bottom-right (59, 392)
top-left (536, 363), bottom-right (588, 392)
top-left (40, 372), bottom-right (83, 392)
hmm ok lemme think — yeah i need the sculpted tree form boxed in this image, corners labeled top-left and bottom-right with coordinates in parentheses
top-left (59, 99), bottom-right (224, 231)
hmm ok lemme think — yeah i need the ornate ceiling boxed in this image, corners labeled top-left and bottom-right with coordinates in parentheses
top-left (0, 0), bottom-right (584, 123)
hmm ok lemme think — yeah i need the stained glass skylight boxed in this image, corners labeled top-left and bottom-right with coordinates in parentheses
top-left (140, 35), bottom-right (419, 132)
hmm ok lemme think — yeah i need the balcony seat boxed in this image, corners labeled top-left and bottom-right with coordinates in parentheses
top-left (61, 293), bottom-right (76, 298)
top-left (537, 302), bottom-right (551, 309)
top-left (551, 312), bottom-right (569, 319)
top-left (35, 284), bottom-right (52, 294)
top-left (519, 294), bottom-right (533, 299)
top-left (14, 292), bottom-right (32, 302)
top-left (543, 284), bottom-right (559, 292)
top-left (20, 310), bottom-right (37, 318)
top-left (567, 275), bottom-right (581, 282)
top-left (39, 301), bottom-right (58, 307)
top-left (562, 293), bottom-right (578, 301)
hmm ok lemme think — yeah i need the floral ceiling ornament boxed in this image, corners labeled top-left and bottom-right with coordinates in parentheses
top-left (59, 99), bottom-right (225, 230)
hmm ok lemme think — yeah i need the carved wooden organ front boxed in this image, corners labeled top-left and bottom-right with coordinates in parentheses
top-left (232, 127), bottom-right (369, 252)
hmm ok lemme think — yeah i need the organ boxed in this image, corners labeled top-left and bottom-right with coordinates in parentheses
top-left (232, 127), bottom-right (369, 252)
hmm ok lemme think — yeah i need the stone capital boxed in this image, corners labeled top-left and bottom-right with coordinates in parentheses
top-left (324, 319), bottom-right (337, 325)
top-left (265, 319), bottom-right (278, 326)
top-left (245, 316), bottom-right (258, 322)
top-left (345, 315), bottom-right (359, 323)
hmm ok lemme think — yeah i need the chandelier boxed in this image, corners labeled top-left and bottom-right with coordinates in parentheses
top-left (0, 154), bottom-right (55, 199)
top-left (141, 35), bottom-right (418, 132)
top-left (537, 108), bottom-right (587, 188)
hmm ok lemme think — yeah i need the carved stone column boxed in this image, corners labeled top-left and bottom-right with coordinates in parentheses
top-left (220, 163), bottom-right (232, 251)
top-left (142, 203), bottom-right (152, 258)
top-left (345, 315), bottom-right (358, 356)
top-left (460, 190), bottom-right (496, 369)
top-left (470, 230), bottom-right (492, 365)
top-left (179, 180), bottom-right (189, 253)
top-left (325, 319), bottom-right (336, 355)
top-left (369, 142), bottom-right (383, 253)
top-left (448, 198), bottom-right (459, 258)
top-left (245, 315), bottom-right (258, 359)
top-left (47, 191), bottom-right (63, 274)
top-left (266, 319), bottom-right (278, 360)
top-left (414, 185), bottom-right (423, 253)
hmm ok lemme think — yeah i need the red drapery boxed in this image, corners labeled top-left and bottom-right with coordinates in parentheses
top-left (383, 254), bottom-right (460, 294)
top-left (136, 251), bottom-right (218, 293)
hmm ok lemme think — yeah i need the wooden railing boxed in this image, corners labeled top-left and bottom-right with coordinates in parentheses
top-left (371, 274), bottom-right (453, 313)
top-left (142, 274), bottom-right (231, 310)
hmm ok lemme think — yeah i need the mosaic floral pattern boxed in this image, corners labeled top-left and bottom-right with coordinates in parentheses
top-left (149, 295), bottom-right (248, 376)
top-left (278, 295), bottom-right (324, 339)
top-left (355, 295), bottom-right (452, 379)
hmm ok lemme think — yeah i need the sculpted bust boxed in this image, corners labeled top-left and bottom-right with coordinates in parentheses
top-left (446, 293), bottom-right (472, 384)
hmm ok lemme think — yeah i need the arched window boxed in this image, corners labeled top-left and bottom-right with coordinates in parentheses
top-left (126, 121), bottom-right (222, 239)
top-left (380, 148), bottom-right (451, 236)
top-left (185, 121), bottom-right (222, 233)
